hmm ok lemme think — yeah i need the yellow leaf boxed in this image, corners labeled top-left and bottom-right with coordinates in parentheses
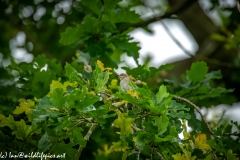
top-left (172, 153), bottom-right (196, 160)
top-left (105, 67), bottom-right (112, 71)
top-left (96, 60), bottom-right (112, 72)
top-left (49, 108), bottom-right (60, 111)
top-left (113, 113), bottom-right (134, 135)
top-left (0, 114), bottom-right (15, 129)
top-left (109, 79), bottom-right (118, 89)
top-left (128, 75), bottom-right (135, 81)
top-left (49, 79), bottom-right (76, 96)
top-left (172, 153), bottom-right (187, 160)
top-left (87, 91), bottom-right (96, 96)
top-left (13, 99), bottom-right (35, 115)
top-left (75, 53), bottom-right (81, 58)
top-left (127, 90), bottom-right (138, 99)
top-left (177, 144), bottom-right (197, 160)
top-left (112, 100), bottom-right (127, 108)
top-left (109, 141), bottom-right (129, 152)
top-left (182, 119), bottom-right (189, 140)
top-left (194, 134), bottom-right (211, 153)
top-left (102, 144), bottom-right (110, 155)
top-left (97, 60), bottom-right (105, 71)
top-left (13, 99), bottom-right (35, 122)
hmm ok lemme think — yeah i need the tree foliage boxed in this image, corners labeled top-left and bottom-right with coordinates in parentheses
top-left (0, 0), bottom-right (240, 159)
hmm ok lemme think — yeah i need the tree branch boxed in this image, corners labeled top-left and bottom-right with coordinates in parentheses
top-left (223, 132), bottom-right (240, 137)
top-left (117, 0), bottom-right (196, 32)
top-left (173, 95), bottom-right (215, 136)
top-left (154, 148), bottom-right (165, 160)
top-left (75, 123), bottom-right (97, 160)
top-left (67, 120), bottom-right (82, 135)
top-left (150, 147), bottom-right (153, 160)
top-left (161, 20), bottom-right (193, 57)
top-left (135, 146), bottom-right (140, 160)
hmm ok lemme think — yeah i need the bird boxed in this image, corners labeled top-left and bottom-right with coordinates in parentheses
top-left (117, 73), bottom-right (132, 92)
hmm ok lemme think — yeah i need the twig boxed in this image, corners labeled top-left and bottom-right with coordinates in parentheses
top-left (117, 0), bottom-right (196, 32)
top-left (201, 56), bottom-right (238, 69)
top-left (142, 113), bottom-right (146, 130)
top-left (145, 2), bottom-right (239, 69)
top-left (160, 18), bottom-right (238, 69)
top-left (154, 149), bottom-right (165, 160)
top-left (132, 124), bottom-right (141, 132)
top-left (143, 0), bottom-right (193, 58)
top-left (67, 120), bottom-right (82, 135)
top-left (150, 147), bottom-right (153, 160)
top-left (211, 151), bottom-right (217, 160)
top-left (75, 123), bottom-right (97, 160)
top-left (136, 146), bottom-right (140, 160)
top-left (161, 21), bottom-right (193, 57)
top-left (223, 132), bottom-right (240, 137)
top-left (173, 95), bottom-right (215, 136)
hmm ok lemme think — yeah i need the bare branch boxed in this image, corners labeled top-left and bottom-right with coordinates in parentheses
top-left (154, 148), bottom-right (165, 160)
top-left (132, 124), bottom-right (141, 132)
top-left (136, 146), bottom-right (140, 160)
top-left (150, 147), bottom-right (153, 160)
top-left (161, 21), bottom-right (193, 57)
top-left (173, 95), bottom-right (215, 136)
top-left (223, 132), bottom-right (240, 137)
top-left (75, 123), bottom-right (98, 160)
top-left (117, 0), bottom-right (196, 32)
top-left (67, 120), bottom-right (82, 135)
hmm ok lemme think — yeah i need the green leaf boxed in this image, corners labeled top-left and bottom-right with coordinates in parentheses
top-left (32, 96), bottom-right (61, 126)
top-left (113, 113), bottom-right (134, 135)
top-left (67, 86), bottom-right (88, 107)
top-left (135, 132), bottom-right (153, 148)
top-left (54, 142), bottom-right (78, 159)
top-left (114, 92), bottom-right (147, 107)
top-left (149, 64), bottom-right (173, 77)
top-left (207, 139), bottom-right (224, 152)
top-left (94, 117), bottom-right (107, 124)
top-left (34, 54), bottom-right (48, 69)
top-left (95, 103), bottom-right (111, 116)
top-left (122, 150), bottom-right (131, 160)
top-left (32, 70), bottom-right (55, 98)
top-left (123, 64), bottom-right (173, 81)
top-left (167, 100), bottom-right (191, 119)
top-left (154, 134), bottom-right (174, 144)
top-left (109, 9), bottom-right (140, 23)
top-left (186, 61), bottom-right (208, 83)
top-left (12, 119), bottom-right (32, 140)
top-left (69, 127), bottom-right (86, 146)
top-left (93, 61), bottom-right (110, 92)
top-left (156, 85), bottom-right (169, 104)
top-left (143, 121), bottom-right (158, 133)
top-left (104, 0), bottom-right (121, 10)
top-left (38, 133), bottom-right (53, 152)
top-left (49, 88), bottom-right (66, 110)
top-left (169, 126), bottom-right (178, 137)
top-left (82, 0), bottom-right (102, 16)
top-left (205, 70), bottom-right (222, 81)
top-left (154, 115), bottom-right (169, 135)
top-left (59, 25), bottom-right (83, 45)
top-left (82, 16), bottom-right (101, 34)
top-left (114, 40), bottom-right (140, 62)
top-left (77, 95), bottom-right (99, 111)
top-left (65, 63), bottom-right (85, 85)
top-left (103, 113), bottom-right (117, 118)
top-left (0, 114), bottom-right (15, 129)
